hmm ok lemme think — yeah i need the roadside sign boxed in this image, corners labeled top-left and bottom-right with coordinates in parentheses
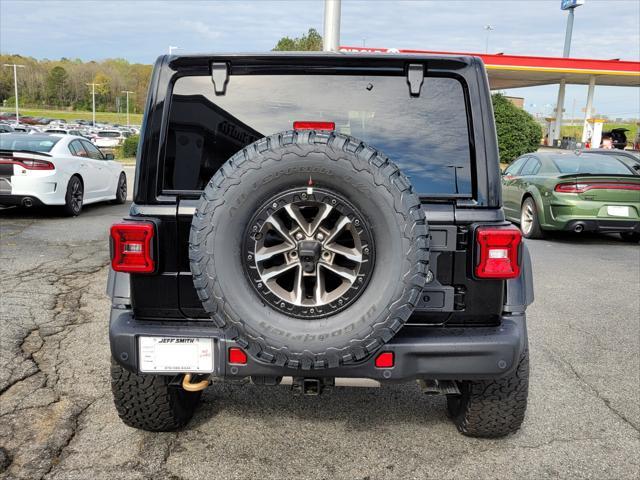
top-left (561, 0), bottom-right (585, 10)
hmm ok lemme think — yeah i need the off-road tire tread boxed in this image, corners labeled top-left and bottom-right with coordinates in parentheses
top-left (447, 348), bottom-right (529, 438)
top-left (110, 359), bottom-right (201, 431)
top-left (189, 130), bottom-right (429, 370)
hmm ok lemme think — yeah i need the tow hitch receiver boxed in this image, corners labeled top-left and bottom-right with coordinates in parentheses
top-left (292, 377), bottom-right (326, 396)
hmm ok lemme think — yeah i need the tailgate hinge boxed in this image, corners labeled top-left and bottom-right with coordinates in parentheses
top-left (406, 64), bottom-right (424, 97)
top-left (211, 62), bottom-right (229, 95)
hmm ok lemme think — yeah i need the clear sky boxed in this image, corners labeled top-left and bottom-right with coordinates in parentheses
top-left (1, 0), bottom-right (638, 118)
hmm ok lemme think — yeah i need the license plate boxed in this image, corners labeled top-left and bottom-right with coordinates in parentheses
top-left (607, 206), bottom-right (630, 217)
top-left (139, 337), bottom-right (214, 373)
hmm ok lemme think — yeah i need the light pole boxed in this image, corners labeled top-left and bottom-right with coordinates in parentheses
top-left (169, 45), bottom-right (180, 55)
top-left (121, 90), bottom-right (134, 126)
top-left (3, 63), bottom-right (25, 124)
top-left (86, 83), bottom-right (102, 126)
top-left (483, 25), bottom-right (495, 54)
top-left (323, 0), bottom-right (341, 52)
top-left (553, 0), bottom-right (584, 145)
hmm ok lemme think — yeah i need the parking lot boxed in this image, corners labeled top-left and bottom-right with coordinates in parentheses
top-left (1, 192), bottom-right (638, 480)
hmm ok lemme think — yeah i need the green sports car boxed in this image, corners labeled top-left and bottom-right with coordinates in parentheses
top-left (501, 151), bottom-right (640, 242)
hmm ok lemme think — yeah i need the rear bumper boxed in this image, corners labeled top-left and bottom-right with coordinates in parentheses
top-left (109, 307), bottom-right (528, 382)
top-left (0, 194), bottom-right (46, 207)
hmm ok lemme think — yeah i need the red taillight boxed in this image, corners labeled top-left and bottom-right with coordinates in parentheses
top-left (374, 351), bottom-right (394, 368)
top-left (228, 347), bottom-right (247, 365)
top-left (293, 121), bottom-right (335, 131)
top-left (475, 226), bottom-right (521, 279)
top-left (0, 157), bottom-right (55, 170)
top-left (110, 222), bottom-right (155, 273)
top-left (555, 182), bottom-right (640, 193)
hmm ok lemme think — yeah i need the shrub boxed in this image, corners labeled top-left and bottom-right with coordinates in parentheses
top-left (492, 93), bottom-right (542, 163)
top-left (121, 134), bottom-right (139, 158)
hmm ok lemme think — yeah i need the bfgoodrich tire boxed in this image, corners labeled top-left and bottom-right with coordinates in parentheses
top-left (189, 130), bottom-right (429, 370)
top-left (110, 359), bottom-right (201, 431)
top-left (447, 347), bottom-right (529, 438)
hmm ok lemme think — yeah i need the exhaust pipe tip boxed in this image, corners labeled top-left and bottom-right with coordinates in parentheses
top-left (574, 223), bottom-right (585, 233)
top-left (22, 197), bottom-right (33, 208)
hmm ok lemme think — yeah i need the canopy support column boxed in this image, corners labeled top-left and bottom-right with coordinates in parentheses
top-left (581, 76), bottom-right (596, 144)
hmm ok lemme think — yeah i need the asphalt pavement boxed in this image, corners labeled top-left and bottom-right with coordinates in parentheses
top-left (0, 182), bottom-right (638, 479)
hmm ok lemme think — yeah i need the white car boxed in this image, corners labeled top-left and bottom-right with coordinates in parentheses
top-left (0, 133), bottom-right (127, 216)
top-left (93, 130), bottom-right (130, 149)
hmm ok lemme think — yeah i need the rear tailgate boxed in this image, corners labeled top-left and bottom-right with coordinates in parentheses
top-left (176, 200), bottom-right (507, 327)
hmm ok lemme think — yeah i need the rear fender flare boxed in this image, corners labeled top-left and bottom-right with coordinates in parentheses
top-left (522, 187), bottom-right (548, 226)
top-left (504, 242), bottom-right (534, 313)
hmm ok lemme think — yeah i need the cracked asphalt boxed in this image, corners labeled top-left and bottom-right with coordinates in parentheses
top-left (1, 194), bottom-right (638, 479)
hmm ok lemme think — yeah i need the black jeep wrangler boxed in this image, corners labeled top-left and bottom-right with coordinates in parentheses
top-left (108, 53), bottom-right (534, 438)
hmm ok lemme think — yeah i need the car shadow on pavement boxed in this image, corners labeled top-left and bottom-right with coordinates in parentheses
top-left (191, 382), bottom-right (449, 431)
top-left (0, 202), bottom-right (130, 219)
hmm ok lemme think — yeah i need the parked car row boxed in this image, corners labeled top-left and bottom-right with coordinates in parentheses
top-left (502, 149), bottom-right (640, 243)
top-left (0, 119), bottom-right (139, 149)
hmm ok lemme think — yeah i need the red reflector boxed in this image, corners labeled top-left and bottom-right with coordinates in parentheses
top-left (293, 121), bottom-right (335, 131)
top-left (475, 226), bottom-right (521, 279)
top-left (228, 347), bottom-right (247, 365)
top-left (555, 182), bottom-right (640, 193)
top-left (375, 351), bottom-right (394, 368)
top-left (110, 222), bottom-right (155, 273)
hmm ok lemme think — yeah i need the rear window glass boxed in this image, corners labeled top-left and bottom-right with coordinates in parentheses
top-left (163, 74), bottom-right (473, 195)
top-left (0, 134), bottom-right (59, 152)
top-left (98, 131), bottom-right (120, 138)
top-left (552, 155), bottom-right (633, 175)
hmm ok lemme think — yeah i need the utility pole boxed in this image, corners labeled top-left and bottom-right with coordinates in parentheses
top-left (3, 63), bottom-right (25, 124)
top-left (121, 90), bottom-right (134, 127)
top-left (86, 83), bottom-right (102, 126)
top-left (323, 0), bottom-right (341, 52)
top-left (553, 0), bottom-right (584, 145)
top-left (484, 25), bottom-right (495, 54)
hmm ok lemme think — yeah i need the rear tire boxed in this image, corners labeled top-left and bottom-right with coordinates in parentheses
top-left (447, 348), bottom-right (529, 438)
top-left (620, 232), bottom-right (640, 243)
top-left (62, 175), bottom-right (83, 216)
top-left (110, 359), bottom-right (202, 431)
top-left (112, 172), bottom-right (127, 204)
top-left (520, 197), bottom-right (544, 239)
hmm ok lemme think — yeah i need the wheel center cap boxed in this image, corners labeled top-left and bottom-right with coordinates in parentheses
top-left (298, 240), bottom-right (321, 272)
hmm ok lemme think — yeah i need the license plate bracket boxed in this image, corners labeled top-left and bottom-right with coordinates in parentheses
top-left (138, 336), bottom-right (214, 373)
top-left (607, 206), bottom-right (630, 217)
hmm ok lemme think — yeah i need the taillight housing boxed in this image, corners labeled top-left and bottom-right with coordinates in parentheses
top-left (475, 226), bottom-right (521, 279)
top-left (293, 121), bottom-right (336, 131)
top-left (110, 222), bottom-right (155, 273)
top-left (555, 182), bottom-right (640, 193)
top-left (0, 157), bottom-right (55, 170)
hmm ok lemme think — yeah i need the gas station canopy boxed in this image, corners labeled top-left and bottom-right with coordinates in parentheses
top-left (339, 47), bottom-right (640, 90)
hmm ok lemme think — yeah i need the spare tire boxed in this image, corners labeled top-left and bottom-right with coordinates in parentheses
top-left (189, 130), bottom-right (429, 370)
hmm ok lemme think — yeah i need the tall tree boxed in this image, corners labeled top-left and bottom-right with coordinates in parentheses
top-left (273, 28), bottom-right (323, 51)
top-left (45, 66), bottom-right (69, 106)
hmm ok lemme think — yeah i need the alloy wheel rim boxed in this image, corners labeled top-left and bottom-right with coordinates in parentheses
top-left (243, 188), bottom-right (374, 319)
top-left (118, 176), bottom-right (126, 200)
top-left (521, 204), bottom-right (533, 235)
top-left (71, 180), bottom-right (83, 212)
